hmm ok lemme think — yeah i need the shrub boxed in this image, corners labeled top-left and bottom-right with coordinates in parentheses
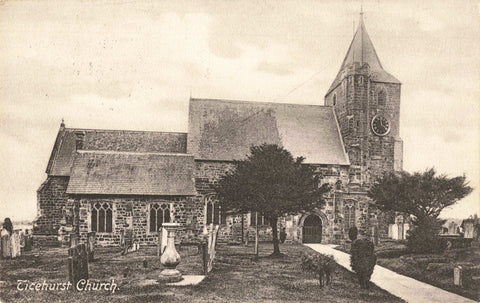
top-left (301, 252), bottom-right (336, 288)
top-left (406, 222), bottom-right (447, 254)
top-left (348, 227), bottom-right (358, 241)
top-left (350, 239), bottom-right (377, 289)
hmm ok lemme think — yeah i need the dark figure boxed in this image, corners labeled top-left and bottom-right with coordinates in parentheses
top-left (2, 218), bottom-right (13, 235)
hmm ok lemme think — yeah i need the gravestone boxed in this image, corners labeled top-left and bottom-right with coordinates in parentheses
top-left (70, 234), bottom-right (79, 247)
top-left (454, 266), bottom-right (462, 286)
top-left (24, 234), bottom-right (33, 252)
top-left (448, 222), bottom-right (458, 235)
top-left (371, 226), bottom-right (378, 245)
top-left (86, 232), bottom-right (96, 262)
top-left (1, 234), bottom-right (11, 258)
top-left (463, 220), bottom-right (474, 238)
top-left (68, 243), bottom-right (89, 288)
top-left (11, 231), bottom-right (21, 258)
top-left (121, 229), bottom-right (138, 255)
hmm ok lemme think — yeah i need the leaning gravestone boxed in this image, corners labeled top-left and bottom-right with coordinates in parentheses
top-left (68, 243), bottom-right (89, 288)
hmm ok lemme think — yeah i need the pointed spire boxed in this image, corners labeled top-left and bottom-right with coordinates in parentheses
top-left (325, 10), bottom-right (400, 96)
top-left (343, 10), bottom-right (383, 71)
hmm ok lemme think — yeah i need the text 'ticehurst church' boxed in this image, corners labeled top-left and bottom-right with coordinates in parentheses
top-left (34, 12), bottom-right (403, 247)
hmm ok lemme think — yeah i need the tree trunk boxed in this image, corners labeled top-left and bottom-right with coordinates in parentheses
top-left (255, 221), bottom-right (258, 259)
top-left (270, 217), bottom-right (281, 256)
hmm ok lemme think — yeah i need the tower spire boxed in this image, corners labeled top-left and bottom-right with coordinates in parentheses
top-left (325, 11), bottom-right (400, 96)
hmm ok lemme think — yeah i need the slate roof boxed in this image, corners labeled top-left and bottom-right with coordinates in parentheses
top-left (187, 98), bottom-right (349, 165)
top-left (66, 151), bottom-right (196, 195)
top-left (46, 128), bottom-right (187, 176)
top-left (326, 14), bottom-right (400, 96)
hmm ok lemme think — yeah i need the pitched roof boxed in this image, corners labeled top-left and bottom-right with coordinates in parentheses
top-left (66, 151), bottom-right (196, 195)
top-left (326, 13), bottom-right (400, 96)
top-left (187, 98), bottom-right (349, 165)
top-left (46, 128), bottom-right (187, 176)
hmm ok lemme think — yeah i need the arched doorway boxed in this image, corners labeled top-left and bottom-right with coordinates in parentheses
top-left (302, 214), bottom-right (323, 243)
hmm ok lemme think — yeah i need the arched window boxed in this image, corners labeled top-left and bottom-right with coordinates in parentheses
top-left (344, 201), bottom-right (356, 230)
top-left (377, 89), bottom-right (386, 106)
top-left (205, 196), bottom-right (226, 225)
top-left (91, 202), bottom-right (113, 232)
top-left (333, 94), bottom-right (337, 106)
top-left (149, 203), bottom-right (171, 232)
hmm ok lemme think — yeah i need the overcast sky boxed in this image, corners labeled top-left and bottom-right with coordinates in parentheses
top-left (1, 0), bottom-right (479, 221)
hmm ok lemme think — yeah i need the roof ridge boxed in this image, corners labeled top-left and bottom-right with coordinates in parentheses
top-left (64, 128), bottom-right (187, 134)
top-left (77, 150), bottom-right (193, 157)
top-left (190, 97), bottom-right (331, 108)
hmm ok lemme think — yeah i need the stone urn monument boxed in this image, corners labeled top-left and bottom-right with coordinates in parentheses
top-left (159, 223), bottom-right (183, 282)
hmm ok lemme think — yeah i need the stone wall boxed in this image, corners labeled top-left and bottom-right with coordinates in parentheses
top-left (34, 176), bottom-right (70, 236)
top-left (72, 196), bottom-right (204, 246)
top-left (325, 62), bottom-right (402, 185)
top-left (323, 62), bottom-right (402, 240)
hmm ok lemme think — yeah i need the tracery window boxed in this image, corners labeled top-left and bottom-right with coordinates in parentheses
top-left (205, 196), bottom-right (226, 225)
top-left (149, 203), bottom-right (171, 232)
top-left (91, 202), bottom-right (113, 232)
top-left (344, 202), bottom-right (356, 230)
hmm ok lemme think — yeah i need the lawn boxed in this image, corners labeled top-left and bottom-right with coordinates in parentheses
top-left (336, 239), bottom-right (480, 301)
top-left (0, 243), bottom-right (404, 303)
top-left (376, 241), bottom-right (480, 301)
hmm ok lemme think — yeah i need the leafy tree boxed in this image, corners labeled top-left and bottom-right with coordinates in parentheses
top-left (213, 144), bottom-right (329, 256)
top-left (368, 168), bottom-right (472, 252)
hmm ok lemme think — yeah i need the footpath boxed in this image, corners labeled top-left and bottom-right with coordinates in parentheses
top-left (305, 244), bottom-right (477, 303)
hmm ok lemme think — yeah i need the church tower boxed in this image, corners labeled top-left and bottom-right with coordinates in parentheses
top-left (325, 12), bottom-right (403, 186)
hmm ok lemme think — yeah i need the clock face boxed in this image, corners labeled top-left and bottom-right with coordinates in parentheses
top-left (371, 115), bottom-right (391, 136)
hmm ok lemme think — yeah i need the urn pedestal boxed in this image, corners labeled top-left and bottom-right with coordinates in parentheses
top-left (158, 223), bottom-right (183, 283)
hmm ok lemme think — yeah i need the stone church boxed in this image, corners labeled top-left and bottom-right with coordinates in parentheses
top-left (34, 13), bottom-right (402, 246)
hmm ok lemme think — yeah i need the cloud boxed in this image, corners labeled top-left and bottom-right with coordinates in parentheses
top-left (0, 0), bottom-right (479, 220)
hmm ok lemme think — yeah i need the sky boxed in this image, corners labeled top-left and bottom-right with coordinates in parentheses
top-left (0, 0), bottom-right (479, 221)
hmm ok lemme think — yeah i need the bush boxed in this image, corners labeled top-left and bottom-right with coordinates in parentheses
top-left (406, 223), bottom-right (447, 254)
top-left (350, 239), bottom-right (377, 289)
top-left (301, 252), bottom-right (336, 288)
top-left (348, 227), bottom-right (358, 241)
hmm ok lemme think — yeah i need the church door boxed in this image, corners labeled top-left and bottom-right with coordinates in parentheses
top-left (302, 214), bottom-right (322, 243)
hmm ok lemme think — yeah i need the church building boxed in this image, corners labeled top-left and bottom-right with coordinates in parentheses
top-left (34, 13), bottom-right (402, 246)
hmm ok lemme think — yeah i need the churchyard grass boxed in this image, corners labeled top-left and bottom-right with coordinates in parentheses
top-left (0, 243), bottom-right (404, 302)
top-left (375, 240), bottom-right (480, 301)
top-left (335, 238), bottom-right (480, 301)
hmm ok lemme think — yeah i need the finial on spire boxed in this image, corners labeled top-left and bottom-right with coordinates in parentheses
top-left (60, 118), bottom-right (65, 129)
top-left (360, 4), bottom-right (363, 15)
